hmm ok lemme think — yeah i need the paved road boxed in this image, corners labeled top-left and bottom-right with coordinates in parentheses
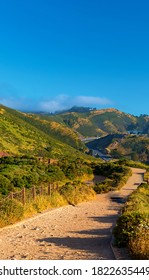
top-left (92, 149), bottom-right (112, 161)
top-left (0, 168), bottom-right (145, 260)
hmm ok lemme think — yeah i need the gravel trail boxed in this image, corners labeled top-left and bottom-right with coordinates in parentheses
top-left (0, 168), bottom-right (145, 260)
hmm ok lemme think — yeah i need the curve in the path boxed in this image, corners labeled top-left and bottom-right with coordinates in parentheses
top-left (0, 168), bottom-right (145, 260)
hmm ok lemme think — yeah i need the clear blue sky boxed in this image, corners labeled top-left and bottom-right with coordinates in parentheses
top-left (0, 0), bottom-right (149, 115)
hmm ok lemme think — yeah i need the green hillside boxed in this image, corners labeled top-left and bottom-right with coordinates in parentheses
top-left (110, 135), bottom-right (149, 162)
top-left (22, 113), bottom-right (83, 150)
top-left (1, 104), bottom-right (149, 162)
top-left (0, 104), bottom-right (85, 159)
top-left (56, 107), bottom-right (149, 137)
top-left (86, 134), bottom-right (125, 151)
top-left (86, 132), bottom-right (149, 163)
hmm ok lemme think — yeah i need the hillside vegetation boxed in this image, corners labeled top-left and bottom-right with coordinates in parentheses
top-left (86, 133), bottom-right (149, 163)
top-left (110, 135), bottom-right (149, 162)
top-left (91, 161), bottom-right (132, 193)
top-left (0, 103), bottom-right (149, 261)
top-left (56, 107), bottom-right (149, 137)
top-left (0, 154), bottom-right (96, 227)
top-left (113, 183), bottom-right (149, 259)
top-left (0, 105), bottom-right (85, 158)
top-left (0, 156), bottom-right (132, 227)
top-left (2, 104), bottom-right (148, 162)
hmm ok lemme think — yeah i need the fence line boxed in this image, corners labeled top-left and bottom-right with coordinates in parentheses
top-left (0, 183), bottom-right (59, 206)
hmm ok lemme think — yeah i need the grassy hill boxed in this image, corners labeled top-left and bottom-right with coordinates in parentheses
top-left (1, 104), bottom-right (149, 162)
top-left (56, 107), bottom-right (149, 137)
top-left (86, 132), bottom-right (149, 163)
top-left (86, 134), bottom-right (126, 151)
top-left (110, 135), bottom-right (149, 162)
top-left (0, 104), bottom-right (149, 258)
top-left (0, 104), bottom-right (86, 159)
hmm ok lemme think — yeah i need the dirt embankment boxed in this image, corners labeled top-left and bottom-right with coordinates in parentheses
top-left (0, 168), bottom-right (145, 260)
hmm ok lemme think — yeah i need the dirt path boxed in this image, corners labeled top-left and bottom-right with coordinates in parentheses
top-left (0, 168), bottom-right (145, 260)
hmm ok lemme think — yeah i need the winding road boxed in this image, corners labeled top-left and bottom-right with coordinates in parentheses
top-left (0, 168), bottom-right (145, 260)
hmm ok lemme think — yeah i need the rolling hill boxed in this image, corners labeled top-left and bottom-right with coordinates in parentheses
top-left (86, 133), bottom-right (149, 163)
top-left (55, 107), bottom-right (149, 137)
top-left (1, 104), bottom-right (149, 163)
top-left (0, 104), bottom-right (86, 159)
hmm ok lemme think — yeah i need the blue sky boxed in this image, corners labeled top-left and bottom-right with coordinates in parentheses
top-left (0, 0), bottom-right (149, 115)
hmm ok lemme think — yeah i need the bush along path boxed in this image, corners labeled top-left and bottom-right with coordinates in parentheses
top-left (113, 182), bottom-right (149, 259)
top-left (0, 168), bottom-right (145, 260)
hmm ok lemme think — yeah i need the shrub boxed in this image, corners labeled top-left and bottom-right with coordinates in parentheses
top-left (113, 183), bottom-right (149, 259)
top-left (60, 182), bottom-right (95, 205)
top-left (92, 163), bottom-right (131, 194)
top-left (0, 199), bottom-right (24, 227)
top-left (0, 175), bottom-right (11, 195)
top-left (47, 165), bottom-right (65, 182)
top-left (113, 212), bottom-right (146, 247)
top-left (129, 226), bottom-right (149, 259)
top-left (32, 196), bottom-right (51, 212)
top-left (93, 179), bottom-right (113, 193)
top-left (50, 191), bottom-right (67, 207)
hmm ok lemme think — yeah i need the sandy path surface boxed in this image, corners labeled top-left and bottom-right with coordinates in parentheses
top-left (0, 168), bottom-right (145, 260)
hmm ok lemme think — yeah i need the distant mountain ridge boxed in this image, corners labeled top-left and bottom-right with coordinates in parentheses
top-left (1, 104), bottom-right (149, 161)
top-left (54, 107), bottom-right (149, 137)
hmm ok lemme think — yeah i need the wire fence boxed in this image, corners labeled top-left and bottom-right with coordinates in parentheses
top-left (0, 183), bottom-right (59, 206)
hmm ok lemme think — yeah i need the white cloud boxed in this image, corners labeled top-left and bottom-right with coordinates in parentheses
top-left (0, 92), bottom-right (112, 113)
top-left (40, 95), bottom-right (70, 112)
top-left (74, 96), bottom-right (111, 106)
top-left (0, 82), bottom-right (112, 112)
top-left (40, 94), bottom-right (112, 112)
top-left (40, 100), bottom-right (66, 112)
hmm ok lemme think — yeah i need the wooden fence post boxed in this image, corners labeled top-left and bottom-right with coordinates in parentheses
top-left (10, 192), bottom-right (13, 200)
top-left (40, 186), bottom-right (43, 196)
top-left (22, 188), bottom-right (25, 205)
top-left (48, 184), bottom-right (51, 196)
top-left (52, 183), bottom-right (55, 191)
top-left (32, 186), bottom-right (36, 200)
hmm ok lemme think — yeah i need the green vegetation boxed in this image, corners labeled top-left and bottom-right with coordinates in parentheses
top-left (19, 113), bottom-right (85, 150)
top-left (0, 156), bottom-right (94, 195)
top-left (86, 134), bottom-right (149, 164)
top-left (117, 159), bottom-right (149, 170)
top-left (113, 183), bottom-right (149, 259)
top-left (60, 181), bottom-right (95, 206)
top-left (0, 103), bottom-right (149, 254)
top-left (0, 105), bottom-right (101, 228)
top-left (0, 199), bottom-right (24, 227)
top-left (0, 156), bottom-right (132, 228)
top-left (0, 182), bottom-right (95, 228)
top-left (117, 159), bottom-right (149, 184)
top-left (58, 157), bottom-right (93, 180)
top-left (0, 155), bottom-right (97, 227)
top-left (91, 161), bottom-right (132, 193)
top-left (0, 104), bottom-right (85, 158)
top-left (86, 134), bottom-right (125, 151)
top-left (57, 107), bottom-right (149, 137)
top-left (110, 135), bottom-right (149, 162)
top-left (1, 104), bottom-right (149, 163)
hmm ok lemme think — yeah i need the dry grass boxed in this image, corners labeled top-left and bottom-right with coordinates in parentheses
top-left (129, 227), bottom-right (149, 259)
